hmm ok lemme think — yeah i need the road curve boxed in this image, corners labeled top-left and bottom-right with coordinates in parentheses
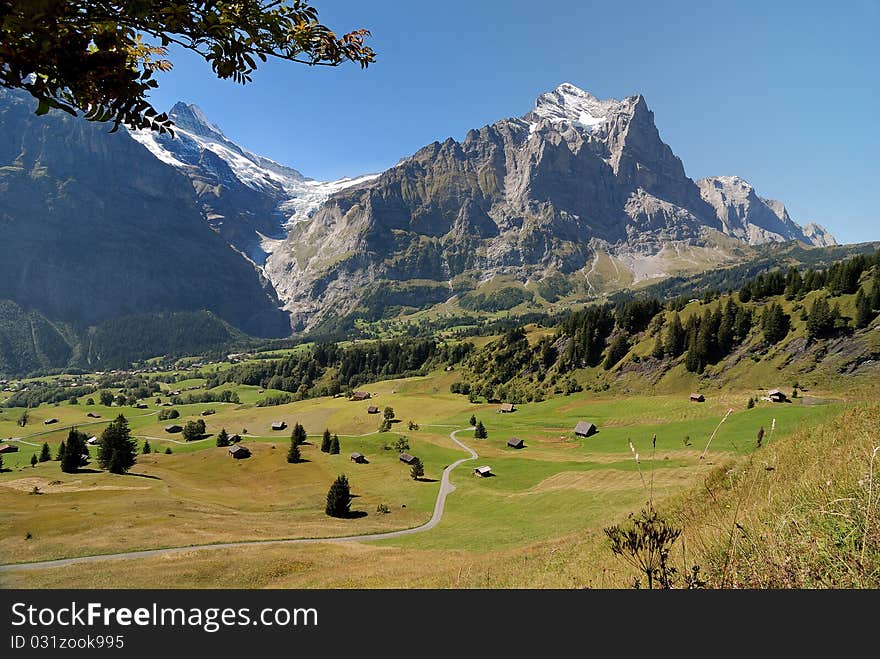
top-left (0, 428), bottom-right (478, 573)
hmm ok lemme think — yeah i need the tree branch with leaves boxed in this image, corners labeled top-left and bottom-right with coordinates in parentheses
top-left (0, 1), bottom-right (376, 133)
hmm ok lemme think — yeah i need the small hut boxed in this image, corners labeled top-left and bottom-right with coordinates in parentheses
top-left (350, 391), bottom-right (371, 401)
top-left (574, 421), bottom-right (598, 437)
top-left (271, 421), bottom-right (287, 431)
top-left (768, 389), bottom-right (788, 403)
top-left (43, 418), bottom-right (58, 425)
top-left (136, 403), bottom-right (149, 409)
top-left (399, 452), bottom-right (416, 465)
top-left (350, 452), bottom-right (366, 464)
top-left (165, 424), bottom-right (183, 434)
top-left (474, 465), bottom-right (493, 477)
top-left (367, 405), bottom-right (380, 414)
top-left (87, 436), bottom-right (99, 445)
top-left (499, 403), bottom-right (516, 414)
top-left (229, 434), bottom-right (242, 444)
top-left (86, 412), bottom-right (101, 418)
top-left (228, 445), bottom-right (251, 459)
top-left (201, 409), bottom-right (215, 416)
top-left (0, 443), bottom-right (19, 454)
top-left (507, 437), bottom-right (525, 449)
top-left (690, 393), bottom-right (705, 403)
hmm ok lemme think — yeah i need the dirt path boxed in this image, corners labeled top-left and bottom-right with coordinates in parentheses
top-left (0, 427), bottom-right (477, 573)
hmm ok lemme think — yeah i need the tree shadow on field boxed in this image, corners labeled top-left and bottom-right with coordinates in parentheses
top-left (73, 468), bottom-right (102, 474)
top-left (126, 472), bottom-right (162, 480)
top-left (344, 510), bottom-right (368, 519)
top-left (414, 477), bottom-right (438, 483)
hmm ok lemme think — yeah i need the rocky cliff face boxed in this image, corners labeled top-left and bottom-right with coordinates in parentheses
top-left (0, 90), bottom-right (290, 337)
top-left (265, 83), bottom-right (834, 330)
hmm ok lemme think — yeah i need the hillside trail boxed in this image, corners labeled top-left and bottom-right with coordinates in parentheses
top-left (0, 427), bottom-right (478, 572)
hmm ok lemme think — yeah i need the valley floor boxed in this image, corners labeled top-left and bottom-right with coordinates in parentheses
top-left (0, 371), bottom-right (873, 588)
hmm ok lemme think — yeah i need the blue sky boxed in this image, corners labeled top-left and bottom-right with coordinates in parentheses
top-left (147, 0), bottom-right (878, 244)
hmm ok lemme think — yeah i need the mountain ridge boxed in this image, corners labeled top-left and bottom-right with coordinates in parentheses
top-left (263, 83), bottom-right (836, 330)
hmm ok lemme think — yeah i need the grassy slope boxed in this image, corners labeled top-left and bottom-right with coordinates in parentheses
top-left (0, 364), bottom-right (851, 587)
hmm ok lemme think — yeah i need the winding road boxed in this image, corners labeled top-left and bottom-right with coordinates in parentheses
top-left (0, 427), bottom-right (478, 573)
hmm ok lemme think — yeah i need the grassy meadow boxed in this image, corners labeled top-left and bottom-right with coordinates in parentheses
top-left (0, 359), bottom-right (858, 588)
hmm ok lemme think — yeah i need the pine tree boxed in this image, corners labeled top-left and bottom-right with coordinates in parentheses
top-left (325, 474), bottom-right (352, 517)
top-left (30, 454), bottom-right (37, 467)
top-left (98, 414), bottom-right (138, 474)
top-left (38, 442), bottom-right (51, 463)
top-left (330, 435), bottom-right (340, 455)
top-left (747, 397), bottom-right (755, 409)
top-left (164, 447), bottom-right (173, 455)
top-left (321, 429), bottom-right (331, 453)
top-left (61, 428), bottom-right (89, 473)
top-left (871, 268), bottom-right (880, 311)
top-left (56, 440), bottom-right (66, 462)
top-left (469, 414), bottom-right (477, 427)
top-left (664, 313), bottom-right (686, 358)
top-left (651, 335), bottom-right (665, 359)
top-left (756, 426), bottom-right (765, 448)
top-left (293, 423), bottom-right (307, 446)
top-left (603, 334), bottom-right (630, 370)
top-left (855, 288), bottom-right (873, 329)
top-left (216, 428), bottom-right (230, 447)
top-left (410, 457), bottom-right (424, 480)
top-left (474, 421), bottom-right (487, 439)
top-left (142, 440), bottom-right (151, 454)
top-left (287, 439), bottom-right (301, 464)
top-left (761, 303), bottom-right (790, 344)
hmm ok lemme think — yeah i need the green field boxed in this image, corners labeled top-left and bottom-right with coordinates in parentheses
top-left (0, 362), bottom-right (852, 588)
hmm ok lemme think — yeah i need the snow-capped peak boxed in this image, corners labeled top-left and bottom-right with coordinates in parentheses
top-left (529, 83), bottom-right (622, 134)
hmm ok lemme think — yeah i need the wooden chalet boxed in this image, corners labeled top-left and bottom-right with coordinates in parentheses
top-left (474, 465), bottom-right (493, 477)
top-left (271, 421), bottom-right (287, 431)
top-left (164, 424), bottom-right (183, 434)
top-left (228, 445), bottom-right (251, 459)
top-left (690, 393), bottom-right (706, 403)
top-left (499, 403), bottom-right (516, 414)
top-left (507, 437), bottom-right (525, 449)
top-left (574, 421), bottom-right (597, 437)
top-left (367, 405), bottom-right (380, 414)
top-left (350, 452), bottom-right (366, 464)
top-left (350, 391), bottom-right (371, 401)
top-left (768, 389), bottom-right (788, 403)
top-left (0, 443), bottom-right (19, 454)
top-left (399, 452), bottom-right (416, 465)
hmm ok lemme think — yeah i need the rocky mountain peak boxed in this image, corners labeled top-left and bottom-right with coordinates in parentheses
top-left (527, 83), bottom-right (623, 133)
top-left (168, 102), bottom-right (225, 140)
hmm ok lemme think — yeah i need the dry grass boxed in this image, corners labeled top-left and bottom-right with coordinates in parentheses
top-left (673, 403), bottom-right (880, 588)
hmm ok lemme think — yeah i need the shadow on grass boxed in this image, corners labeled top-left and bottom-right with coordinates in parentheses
top-left (127, 472), bottom-right (162, 480)
top-left (414, 477), bottom-right (438, 483)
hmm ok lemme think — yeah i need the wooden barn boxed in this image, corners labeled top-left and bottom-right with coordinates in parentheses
top-left (228, 445), bottom-right (251, 459)
top-left (164, 424), bottom-right (183, 434)
top-left (43, 418), bottom-right (58, 425)
top-left (367, 406), bottom-right (380, 414)
top-left (474, 465), bottom-right (493, 477)
top-left (271, 421), bottom-right (287, 431)
top-left (350, 391), bottom-right (371, 401)
top-left (690, 393), bottom-right (705, 403)
top-left (350, 452), bottom-right (366, 464)
top-left (768, 389), bottom-right (788, 403)
top-left (507, 437), bottom-right (525, 449)
top-left (399, 452), bottom-right (416, 465)
top-left (0, 443), bottom-right (19, 454)
top-left (499, 403), bottom-right (516, 414)
top-left (574, 421), bottom-right (598, 437)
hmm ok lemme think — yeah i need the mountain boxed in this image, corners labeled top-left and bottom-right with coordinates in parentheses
top-left (129, 103), bottom-right (377, 263)
top-left (265, 83), bottom-right (836, 330)
top-left (0, 89), bottom-right (290, 343)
